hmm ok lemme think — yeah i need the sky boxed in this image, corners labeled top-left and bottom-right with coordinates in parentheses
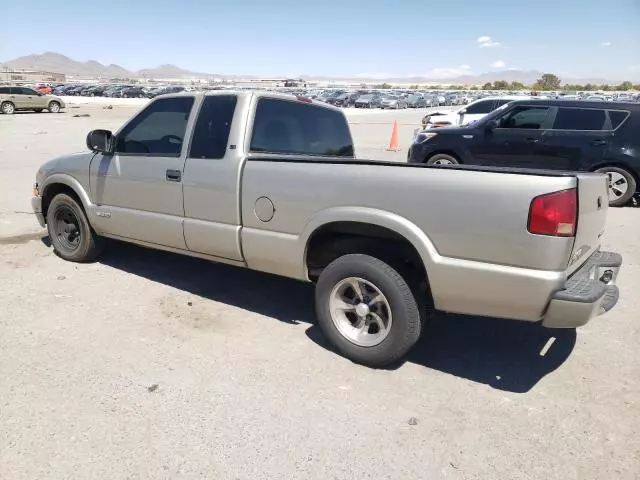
top-left (1, 0), bottom-right (639, 80)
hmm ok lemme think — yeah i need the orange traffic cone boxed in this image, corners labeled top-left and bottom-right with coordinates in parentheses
top-left (386, 121), bottom-right (400, 151)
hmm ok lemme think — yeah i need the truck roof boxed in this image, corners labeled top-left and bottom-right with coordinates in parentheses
top-left (153, 89), bottom-right (344, 112)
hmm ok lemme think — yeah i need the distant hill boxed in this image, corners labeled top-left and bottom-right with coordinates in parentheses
top-left (0, 52), bottom-right (626, 84)
top-left (1, 52), bottom-right (210, 79)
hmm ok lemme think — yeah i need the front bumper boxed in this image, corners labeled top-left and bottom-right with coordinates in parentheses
top-left (542, 250), bottom-right (622, 328)
top-left (31, 195), bottom-right (45, 227)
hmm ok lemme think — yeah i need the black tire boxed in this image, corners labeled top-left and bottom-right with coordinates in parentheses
top-left (34, 108), bottom-right (43, 113)
top-left (48, 101), bottom-right (61, 113)
top-left (46, 193), bottom-right (103, 262)
top-left (315, 254), bottom-right (422, 368)
top-left (1, 101), bottom-right (15, 114)
top-left (425, 153), bottom-right (460, 165)
top-left (595, 166), bottom-right (636, 207)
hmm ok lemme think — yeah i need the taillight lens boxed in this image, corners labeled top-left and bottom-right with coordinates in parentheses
top-left (528, 188), bottom-right (577, 237)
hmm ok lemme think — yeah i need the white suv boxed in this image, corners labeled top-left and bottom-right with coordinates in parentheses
top-left (422, 95), bottom-right (531, 129)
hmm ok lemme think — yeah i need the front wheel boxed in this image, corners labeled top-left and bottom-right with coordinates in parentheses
top-left (48, 101), bottom-right (61, 113)
top-left (1, 101), bottom-right (15, 114)
top-left (46, 194), bottom-right (103, 262)
top-left (596, 166), bottom-right (636, 206)
top-left (315, 254), bottom-right (423, 367)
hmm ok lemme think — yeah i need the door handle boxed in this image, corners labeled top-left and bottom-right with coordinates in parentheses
top-left (166, 169), bottom-right (182, 182)
top-left (526, 137), bottom-right (540, 144)
top-left (591, 139), bottom-right (607, 146)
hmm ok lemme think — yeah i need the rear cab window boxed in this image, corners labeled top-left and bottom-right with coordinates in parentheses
top-left (250, 97), bottom-right (354, 157)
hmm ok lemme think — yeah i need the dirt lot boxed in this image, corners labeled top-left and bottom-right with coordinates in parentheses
top-left (1, 105), bottom-right (639, 480)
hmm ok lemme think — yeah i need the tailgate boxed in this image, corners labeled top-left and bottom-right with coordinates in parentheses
top-left (567, 173), bottom-right (609, 275)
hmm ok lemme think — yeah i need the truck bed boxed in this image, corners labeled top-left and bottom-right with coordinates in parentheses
top-left (240, 155), bottom-right (609, 321)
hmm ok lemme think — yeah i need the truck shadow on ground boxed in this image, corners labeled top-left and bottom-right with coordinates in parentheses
top-left (92, 239), bottom-right (576, 394)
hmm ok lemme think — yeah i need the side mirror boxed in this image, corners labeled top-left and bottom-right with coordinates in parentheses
top-left (458, 109), bottom-right (466, 125)
top-left (86, 129), bottom-right (114, 154)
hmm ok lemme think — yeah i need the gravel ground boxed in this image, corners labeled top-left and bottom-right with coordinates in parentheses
top-left (0, 104), bottom-right (639, 480)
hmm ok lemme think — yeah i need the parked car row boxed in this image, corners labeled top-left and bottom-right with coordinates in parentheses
top-left (46, 83), bottom-right (191, 99)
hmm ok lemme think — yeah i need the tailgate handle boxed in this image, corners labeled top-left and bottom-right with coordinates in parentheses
top-left (526, 137), bottom-right (540, 144)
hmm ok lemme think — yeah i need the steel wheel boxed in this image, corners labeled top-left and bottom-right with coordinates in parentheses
top-left (329, 276), bottom-right (392, 347)
top-left (1, 101), bottom-right (15, 114)
top-left (53, 205), bottom-right (81, 253)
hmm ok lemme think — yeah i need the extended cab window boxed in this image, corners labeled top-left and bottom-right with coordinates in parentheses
top-left (189, 95), bottom-right (237, 159)
top-left (497, 106), bottom-right (550, 129)
top-left (466, 100), bottom-right (495, 115)
top-left (552, 108), bottom-right (606, 130)
top-left (250, 98), bottom-right (354, 157)
top-left (115, 96), bottom-right (194, 156)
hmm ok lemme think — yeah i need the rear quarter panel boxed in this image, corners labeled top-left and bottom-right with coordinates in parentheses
top-left (240, 160), bottom-right (578, 319)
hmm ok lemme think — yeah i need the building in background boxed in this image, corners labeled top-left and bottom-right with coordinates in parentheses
top-left (0, 68), bottom-right (66, 84)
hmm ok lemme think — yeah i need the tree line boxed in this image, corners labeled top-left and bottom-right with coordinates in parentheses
top-left (402, 73), bottom-right (639, 92)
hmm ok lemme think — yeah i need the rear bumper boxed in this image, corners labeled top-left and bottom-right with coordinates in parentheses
top-left (542, 250), bottom-right (622, 328)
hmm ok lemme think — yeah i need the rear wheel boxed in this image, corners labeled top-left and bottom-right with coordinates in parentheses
top-left (315, 254), bottom-right (423, 368)
top-left (1, 101), bottom-right (15, 114)
top-left (596, 166), bottom-right (636, 206)
top-left (46, 194), bottom-right (103, 262)
top-left (425, 153), bottom-right (459, 165)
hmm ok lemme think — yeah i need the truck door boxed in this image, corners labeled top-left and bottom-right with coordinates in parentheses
top-left (182, 94), bottom-right (244, 261)
top-left (89, 96), bottom-right (194, 249)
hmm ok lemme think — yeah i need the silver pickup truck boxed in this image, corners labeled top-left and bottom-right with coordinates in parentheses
top-left (31, 91), bottom-right (622, 367)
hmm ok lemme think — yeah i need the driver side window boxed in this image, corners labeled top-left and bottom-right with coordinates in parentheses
top-left (115, 96), bottom-right (194, 156)
top-left (496, 106), bottom-right (550, 129)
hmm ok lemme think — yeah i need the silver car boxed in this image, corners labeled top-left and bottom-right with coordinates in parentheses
top-left (0, 86), bottom-right (66, 114)
top-left (380, 95), bottom-right (408, 109)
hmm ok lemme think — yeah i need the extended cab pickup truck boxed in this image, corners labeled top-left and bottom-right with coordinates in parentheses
top-left (31, 91), bottom-right (622, 367)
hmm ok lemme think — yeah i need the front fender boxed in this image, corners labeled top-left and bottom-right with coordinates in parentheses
top-left (299, 206), bottom-right (441, 280)
top-left (40, 173), bottom-right (93, 209)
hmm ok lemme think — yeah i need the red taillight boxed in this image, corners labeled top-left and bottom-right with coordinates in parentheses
top-left (528, 188), bottom-right (577, 237)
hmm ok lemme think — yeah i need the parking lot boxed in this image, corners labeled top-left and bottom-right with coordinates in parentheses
top-left (1, 103), bottom-right (639, 479)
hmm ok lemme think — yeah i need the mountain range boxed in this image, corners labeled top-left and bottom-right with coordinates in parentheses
top-left (0, 52), bottom-right (211, 79)
top-left (0, 52), bottom-right (621, 85)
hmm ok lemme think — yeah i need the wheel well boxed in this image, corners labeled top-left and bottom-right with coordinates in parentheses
top-left (305, 222), bottom-right (433, 304)
top-left (591, 162), bottom-right (639, 192)
top-left (41, 184), bottom-right (84, 224)
top-left (424, 150), bottom-right (462, 163)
